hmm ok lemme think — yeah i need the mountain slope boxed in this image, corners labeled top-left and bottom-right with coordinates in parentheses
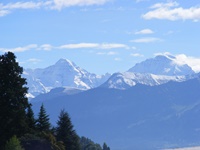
top-left (101, 54), bottom-right (196, 89)
top-left (23, 54), bottom-right (197, 97)
top-left (23, 59), bottom-right (111, 97)
top-left (32, 77), bottom-right (200, 150)
top-left (101, 72), bottom-right (187, 89)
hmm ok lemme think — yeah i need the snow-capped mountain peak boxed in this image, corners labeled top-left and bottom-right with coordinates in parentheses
top-left (101, 54), bottom-right (196, 90)
top-left (101, 72), bottom-right (187, 89)
top-left (24, 54), bottom-right (197, 98)
top-left (128, 54), bottom-right (194, 76)
top-left (23, 58), bottom-right (111, 98)
top-left (155, 53), bottom-right (176, 60)
top-left (53, 58), bottom-right (81, 73)
top-left (55, 58), bottom-right (75, 67)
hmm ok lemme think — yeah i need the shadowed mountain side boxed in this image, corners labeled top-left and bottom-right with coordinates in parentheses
top-left (32, 77), bottom-right (200, 150)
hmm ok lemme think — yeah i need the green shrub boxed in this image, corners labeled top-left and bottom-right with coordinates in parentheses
top-left (5, 135), bottom-right (24, 150)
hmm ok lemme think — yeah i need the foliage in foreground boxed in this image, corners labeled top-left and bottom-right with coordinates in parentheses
top-left (0, 52), bottom-right (30, 148)
top-left (0, 52), bottom-right (110, 150)
top-left (5, 135), bottom-right (24, 150)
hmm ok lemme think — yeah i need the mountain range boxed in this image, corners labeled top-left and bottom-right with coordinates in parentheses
top-left (24, 54), bottom-right (197, 98)
top-left (29, 54), bottom-right (200, 149)
top-left (23, 58), bottom-right (111, 98)
top-left (31, 75), bottom-right (200, 150)
top-left (128, 54), bottom-right (194, 76)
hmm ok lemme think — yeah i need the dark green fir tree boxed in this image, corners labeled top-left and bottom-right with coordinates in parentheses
top-left (56, 109), bottom-right (80, 150)
top-left (26, 104), bottom-right (36, 133)
top-left (5, 135), bottom-right (24, 150)
top-left (0, 52), bottom-right (30, 148)
top-left (80, 136), bottom-right (102, 150)
top-left (36, 104), bottom-right (51, 132)
top-left (103, 143), bottom-right (110, 150)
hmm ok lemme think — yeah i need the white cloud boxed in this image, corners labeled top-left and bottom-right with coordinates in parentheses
top-left (0, 44), bottom-right (38, 52)
top-left (131, 37), bottom-right (161, 43)
top-left (150, 1), bottom-right (178, 9)
top-left (165, 30), bottom-right (174, 35)
top-left (154, 52), bottom-right (171, 56)
top-left (114, 57), bottom-right (122, 61)
top-left (59, 43), bottom-right (99, 49)
top-left (131, 46), bottom-right (137, 50)
top-left (154, 52), bottom-right (200, 73)
top-left (96, 52), bottom-right (106, 55)
top-left (27, 58), bottom-right (41, 64)
top-left (59, 43), bottom-right (129, 49)
top-left (175, 54), bottom-right (200, 73)
top-left (0, 0), bottom-right (110, 16)
top-left (0, 1), bottom-right (52, 17)
top-left (2, 2), bottom-right (47, 9)
top-left (135, 29), bottom-right (154, 35)
top-left (52, 0), bottom-right (110, 10)
top-left (164, 146), bottom-right (200, 150)
top-left (97, 51), bottom-right (118, 55)
top-left (135, 0), bottom-right (149, 3)
top-left (107, 51), bottom-right (118, 55)
top-left (0, 43), bottom-right (129, 53)
top-left (0, 9), bottom-right (10, 16)
top-left (38, 44), bottom-right (54, 51)
top-left (143, 1), bottom-right (200, 21)
top-left (130, 53), bottom-right (144, 57)
top-left (100, 43), bottom-right (128, 49)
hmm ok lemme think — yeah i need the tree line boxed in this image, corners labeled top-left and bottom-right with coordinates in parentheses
top-left (0, 52), bottom-right (110, 150)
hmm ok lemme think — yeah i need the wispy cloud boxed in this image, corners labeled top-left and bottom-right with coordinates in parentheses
top-left (131, 37), bottom-right (161, 43)
top-left (154, 52), bottom-right (200, 73)
top-left (0, 1), bottom-right (52, 17)
top-left (0, 43), bottom-right (129, 53)
top-left (175, 54), bottom-right (200, 73)
top-left (27, 58), bottom-right (42, 64)
top-left (108, 51), bottom-right (118, 55)
top-left (165, 30), bottom-right (174, 35)
top-left (135, 0), bottom-right (149, 3)
top-left (0, 44), bottom-right (37, 52)
top-left (130, 53), bottom-right (144, 57)
top-left (1, 1), bottom-right (50, 9)
top-left (0, 0), bottom-right (110, 17)
top-left (114, 57), bottom-right (122, 61)
top-left (96, 52), bottom-right (105, 55)
top-left (150, 1), bottom-right (179, 9)
top-left (52, 0), bottom-right (110, 10)
top-left (100, 43), bottom-right (129, 49)
top-left (143, 1), bottom-right (200, 21)
top-left (38, 44), bottom-right (54, 51)
top-left (59, 43), bottom-right (99, 49)
top-left (96, 51), bottom-right (118, 55)
top-left (131, 46), bottom-right (137, 50)
top-left (59, 43), bottom-right (129, 49)
top-left (135, 29), bottom-right (154, 35)
top-left (0, 9), bottom-right (10, 16)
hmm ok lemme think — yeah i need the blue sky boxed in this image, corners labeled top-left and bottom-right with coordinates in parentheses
top-left (0, 0), bottom-right (200, 74)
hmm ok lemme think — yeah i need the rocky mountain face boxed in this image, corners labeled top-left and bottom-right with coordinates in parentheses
top-left (101, 72), bottom-right (187, 89)
top-left (101, 54), bottom-right (195, 89)
top-left (23, 54), bottom-right (197, 98)
top-left (128, 54), bottom-right (194, 76)
top-left (23, 59), bottom-right (111, 98)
